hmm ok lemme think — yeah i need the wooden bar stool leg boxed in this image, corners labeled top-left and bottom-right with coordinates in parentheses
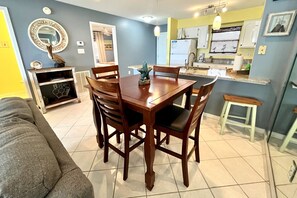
top-left (219, 101), bottom-right (228, 124)
top-left (250, 106), bottom-right (257, 142)
top-left (279, 118), bottom-right (297, 152)
top-left (220, 102), bottom-right (231, 135)
top-left (245, 107), bottom-right (251, 125)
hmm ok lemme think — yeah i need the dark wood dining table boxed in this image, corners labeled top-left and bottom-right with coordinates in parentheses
top-left (91, 74), bottom-right (196, 190)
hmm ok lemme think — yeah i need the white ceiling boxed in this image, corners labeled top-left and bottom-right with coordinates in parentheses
top-left (56, 0), bottom-right (265, 25)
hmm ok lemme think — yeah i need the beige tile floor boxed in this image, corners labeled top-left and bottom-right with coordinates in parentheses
top-left (44, 93), bottom-right (271, 198)
top-left (268, 137), bottom-right (297, 198)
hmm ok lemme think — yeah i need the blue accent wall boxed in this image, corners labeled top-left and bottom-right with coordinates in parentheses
top-left (1, 0), bottom-right (156, 76)
top-left (250, 0), bottom-right (297, 132)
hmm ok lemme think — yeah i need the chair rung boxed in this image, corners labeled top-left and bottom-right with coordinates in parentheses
top-left (129, 139), bottom-right (145, 152)
top-left (156, 145), bottom-right (182, 159)
top-left (108, 143), bottom-right (125, 158)
top-left (225, 120), bottom-right (252, 128)
top-left (227, 115), bottom-right (247, 120)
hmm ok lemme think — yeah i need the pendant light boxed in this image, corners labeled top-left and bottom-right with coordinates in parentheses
top-left (212, 0), bottom-right (222, 30)
top-left (154, 25), bottom-right (160, 37)
top-left (154, 0), bottom-right (160, 37)
top-left (212, 13), bottom-right (222, 30)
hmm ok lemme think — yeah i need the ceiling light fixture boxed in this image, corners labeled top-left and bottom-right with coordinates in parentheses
top-left (142, 16), bottom-right (154, 23)
top-left (194, 2), bottom-right (227, 18)
top-left (212, 0), bottom-right (224, 30)
top-left (212, 13), bottom-right (222, 30)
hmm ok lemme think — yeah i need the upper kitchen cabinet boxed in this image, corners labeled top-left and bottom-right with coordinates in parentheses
top-left (184, 27), bottom-right (198, 38)
top-left (197, 26), bottom-right (209, 49)
top-left (239, 20), bottom-right (261, 48)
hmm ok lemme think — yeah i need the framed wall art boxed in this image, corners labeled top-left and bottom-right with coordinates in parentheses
top-left (264, 10), bottom-right (296, 36)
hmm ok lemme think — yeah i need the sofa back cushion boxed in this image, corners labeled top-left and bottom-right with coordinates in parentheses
top-left (0, 97), bottom-right (34, 123)
top-left (0, 117), bottom-right (62, 197)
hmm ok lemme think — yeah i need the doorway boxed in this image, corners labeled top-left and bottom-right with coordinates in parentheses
top-left (0, 6), bottom-right (31, 98)
top-left (89, 22), bottom-right (118, 67)
top-left (157, 32), bottom-right (167, 65)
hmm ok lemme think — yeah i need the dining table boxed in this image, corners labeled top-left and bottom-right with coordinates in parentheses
top-left (91, 74), bottom-right (196, 190)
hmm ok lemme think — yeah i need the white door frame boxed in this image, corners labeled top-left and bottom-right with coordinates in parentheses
top-left (0, 6), bottom-right (32, 98)
top-left (89, 21), bottom-right (119, 67)
top-left (157, 32), bottom-right (167, 65)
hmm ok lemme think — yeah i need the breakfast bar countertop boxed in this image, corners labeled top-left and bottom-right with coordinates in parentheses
top-left (128, 65), bottom-right (270, 85)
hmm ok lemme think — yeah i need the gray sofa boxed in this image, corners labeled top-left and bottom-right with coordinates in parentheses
top-left (0, 97), bottom-right (94, 198)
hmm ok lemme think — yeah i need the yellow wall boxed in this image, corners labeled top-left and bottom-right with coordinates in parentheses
top-left (168, 6), bottom-right (264, 61)
top-left (0, 11), bottom-right (28, 98)
top-left (166, 17), bottom-right (178, 64)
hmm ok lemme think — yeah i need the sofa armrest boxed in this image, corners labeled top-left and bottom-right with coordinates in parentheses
top-left (46, 168), bottom-right (94, 198)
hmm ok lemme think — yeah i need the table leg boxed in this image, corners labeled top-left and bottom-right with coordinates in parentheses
top-left (185, 85), bottom-right (193, 110)
top-left (144, 111), bottom-right (155, 190)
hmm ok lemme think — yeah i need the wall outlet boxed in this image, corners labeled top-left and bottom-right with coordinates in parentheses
top-left (258, 45), bottom-right (267, 55)
top-left (0, 41), bottom-right (9, 48)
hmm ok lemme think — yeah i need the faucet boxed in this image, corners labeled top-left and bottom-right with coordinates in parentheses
top-left (185, 52), bottom-right (196, 70)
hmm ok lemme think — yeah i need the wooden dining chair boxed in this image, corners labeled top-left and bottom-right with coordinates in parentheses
top-left (153, 65), bottom-right (180, 80)
top-left (86, 77), bottom-right (145, 180)
top-left (154, 76), bottom-right (217, 187)
top-left (90, 65), bottom-right (120, 147)
top-left (91, 65), bottom-right (120, 80)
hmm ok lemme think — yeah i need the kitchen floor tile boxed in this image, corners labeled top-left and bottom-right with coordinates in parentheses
top-left (88, 169), bottom-right (117, 198)
top-left (146, 164), bottom-right (178, 196)
top-left (171, 162), bottom-right (208, 191)
top-left (114, 166), bottom-right (146, 198)
top-left (220, 157), bottom-right (264, 184)
top-left (198, 159), bottom-right (237, 187)
top-left (64, 125), bottom-right (89, 138)
top-left (206, 141), bottom-right (240, 159)
top-left (180, 189), bottom-right (214, 198)
top-left (61, 137), bottom-right (83, 152)
top-left (75, 136), bottom-right (99, 151)
top-left (148, 193), bottom-right (180, 198)
top-left (91, 149), bottom-right (120, 171)
top-left (71, 151), bottom-right (97, 171)
top-left (243, 155), bottom-right (268, 181)
top-left (118, 147), bottom-right (144, 168)
top-left (226, 139), bottom-right (262, 156)
top-left (240, 182), bottom-right (271, 198)
top-left (277, 184), bottom-right (297, 198)
top-left (211, 185), bottom-right (248, 198)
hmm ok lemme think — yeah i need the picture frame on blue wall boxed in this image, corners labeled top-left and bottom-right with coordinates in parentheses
top-left (264, 10), bottom-right (296, 36)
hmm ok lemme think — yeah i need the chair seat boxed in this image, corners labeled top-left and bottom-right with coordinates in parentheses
top-left (156, 105), bottom-right (190, 132)
top-left (224, 94), bottom-right (262, 106)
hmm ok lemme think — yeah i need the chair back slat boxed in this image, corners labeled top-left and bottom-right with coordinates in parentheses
top-left (153, 65), bottom-right (180, 80)
top-left (185, 76), bottom-right (218, 135)
top-left (92, 65), bottom-right (120, 80)
top-left (86, 76), bottom-right (127, 129)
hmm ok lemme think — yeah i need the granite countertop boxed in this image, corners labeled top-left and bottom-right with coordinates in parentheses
top-left (179, 67), bottom-right (270, 85)
top-left (128, 65), bottom-right (270, 85)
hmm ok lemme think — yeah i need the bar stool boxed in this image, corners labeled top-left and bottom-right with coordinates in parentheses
top-left (219, 94), bottom-right (262, 142)
top-left (180, 88), bottom-right (200, 107)
top-left (279, 107), bottom-right (297, 152)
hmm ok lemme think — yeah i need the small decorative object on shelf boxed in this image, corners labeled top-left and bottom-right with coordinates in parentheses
top-left (30, 60), bottom-right (42, 69)
top-left (46, 44), bottom-right (65, 68)
top-left (137, 62), bottom-right (152, 86)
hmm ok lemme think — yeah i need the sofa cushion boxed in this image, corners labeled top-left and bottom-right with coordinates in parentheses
top-left (0, 97), bottom-right (34, 124)
top-left (0, 118), bottom-right (62, 198)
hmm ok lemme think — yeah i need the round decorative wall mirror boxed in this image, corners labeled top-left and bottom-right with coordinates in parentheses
top-left (28, 18), bottom-right (68, 53)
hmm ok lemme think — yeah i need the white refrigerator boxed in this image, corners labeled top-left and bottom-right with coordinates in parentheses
top-left (170, 39), bottom-right (197, 66)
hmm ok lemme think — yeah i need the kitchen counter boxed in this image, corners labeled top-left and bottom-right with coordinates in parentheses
top-left (128, 65), bottom-right (270, 85)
